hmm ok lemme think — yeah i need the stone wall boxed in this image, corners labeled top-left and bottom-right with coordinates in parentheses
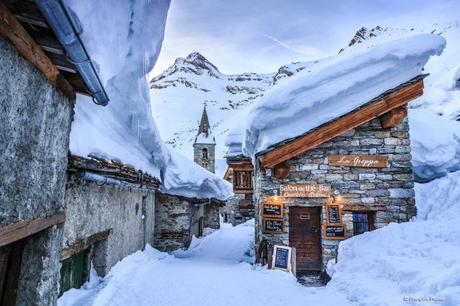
top-left (193, 143), bottom-right (215, 173)
top-left (204, 203), bottom-right (220, 229)
top-left (254, 116), bottom-right (415, 269)
top-left (154, 193), bottom-right (194, 252)
top-left (155, 193), bottom-right (221, 251)
top-left (63, 175), bottom-right (156, 276)
top-left (0, 36), bottom-right (73, 305)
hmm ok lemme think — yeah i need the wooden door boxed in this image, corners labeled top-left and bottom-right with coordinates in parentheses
top-left (0, 239), bottom-right (25, 306)
top-left (289, 207), bottom-right (322, 272)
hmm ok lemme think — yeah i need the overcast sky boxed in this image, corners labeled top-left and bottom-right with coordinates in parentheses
top-left (152, 0), bottom-right (447, 76)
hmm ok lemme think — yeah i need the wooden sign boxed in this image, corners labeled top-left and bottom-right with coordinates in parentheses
top-left (263, 218), bottom-right (284, 234)
top-left (280, 184), bottom-right (331, 198)
top-left (262, 203), bottom-right (283, 217)
top-left (326, 204), bottom-right (341, 224)
top-left (271, 245), bottom-right (292, 272)
top-left (329, 155), bottom-right (388, 168)
top-left (160, 231), bottom-right (184, 240)
top-left (324, 225), bottom-right (346, 240)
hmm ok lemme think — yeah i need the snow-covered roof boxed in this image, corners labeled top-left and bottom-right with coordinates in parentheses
top-left (162, 150), bottom-right (232, 201)
top-left (241, 34), bottom-right (446, 158)
top-left (66, 0), bottom-right (232, 201)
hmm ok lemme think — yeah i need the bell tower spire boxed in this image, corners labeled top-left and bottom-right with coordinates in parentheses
top-left (193, 103), bottom-right (216, 173)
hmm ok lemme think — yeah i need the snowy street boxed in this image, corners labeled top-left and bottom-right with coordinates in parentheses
top-left (59, 220), bottom-right (351, 306)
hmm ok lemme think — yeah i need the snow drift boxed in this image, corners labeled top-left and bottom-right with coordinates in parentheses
top-left (242, 34), bottom-right (446, 158)
top-left (327, 171), bottom-right (460, 306)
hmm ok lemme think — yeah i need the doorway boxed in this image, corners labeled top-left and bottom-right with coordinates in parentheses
top-left (0, 239), bottom-right (25, 306)
top-left (289, 206), bottom-right (322, 273)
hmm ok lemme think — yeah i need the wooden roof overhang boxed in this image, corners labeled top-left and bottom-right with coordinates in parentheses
top-left (0, 0), bottom-right (102, 102)
top-left (68, 155), bottom-right (161, 189)
top-left (258, 75), bottom-right (427, 169)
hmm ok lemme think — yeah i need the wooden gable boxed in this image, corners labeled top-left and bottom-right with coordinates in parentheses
top-left (259, 75), bottom-right (426, 168)
top-left (226, 157), bottom-right (254, 194)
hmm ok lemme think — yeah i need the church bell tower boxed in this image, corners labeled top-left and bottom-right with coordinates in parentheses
top-left (193, 105), bottom-right (216, 173)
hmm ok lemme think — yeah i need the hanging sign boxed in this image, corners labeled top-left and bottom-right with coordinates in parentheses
top-left (263, 218), bottom-right (284, 234)
top-left (262, 203), bottom-right (283, 217)
top-left (324, 225), bottom-right (346, 240)
top-left (271, 245), bottom-right (292, 272)
top-left (280, 184), bottom-right (331, 198)
top-left (329, 155), bottom-right (388, 168)
top-left (326, 204), bottom-right (341, 224)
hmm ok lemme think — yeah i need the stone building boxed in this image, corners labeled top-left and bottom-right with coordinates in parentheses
top-left (60, 156), bottom-right (160, 294)
top-left (0, 1), bottom-right (107, 305)
top-left (252, 76), bottom-right (425, 278)
top-left (193, 105), bottom-right (216, 173)
top-left (154, 193), bottom-right (223, 252)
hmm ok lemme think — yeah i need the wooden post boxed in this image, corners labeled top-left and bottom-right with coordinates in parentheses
top-left (0, 3), bottom-right (75, 101)
top-left (0, 212), bottom-right (66, 247)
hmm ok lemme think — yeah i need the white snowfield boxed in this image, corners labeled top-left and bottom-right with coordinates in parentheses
top-left (242, 34), bottom-right (446, 158)
top-left (65, 0), bottom-right (232, 200)
top-left (58, 172), bottom-right (460, 306)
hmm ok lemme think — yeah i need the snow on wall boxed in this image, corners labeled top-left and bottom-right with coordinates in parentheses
top-left (327, 171), bottom-right (460, 305)
top-left (65, 0), bottom-right (232, 200)
top-left (409, 108), bottom-right (460, 182)
top-left (242, 34), bottom-right (446, 158)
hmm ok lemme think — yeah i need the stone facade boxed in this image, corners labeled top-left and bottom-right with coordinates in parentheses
top-left (63, 175), bottom-right (156, 276)
top-left (193, 143), bottom-right (216, 173)
top-left (0, 35), bottom-right (73, 305)
top-left (154, 193), bottom-right (221, 252)
top-left (254, 115), bottom-right (416, 271)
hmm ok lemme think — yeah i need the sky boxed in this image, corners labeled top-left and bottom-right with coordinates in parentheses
top-left (151, 0), bottom-right (450, 77)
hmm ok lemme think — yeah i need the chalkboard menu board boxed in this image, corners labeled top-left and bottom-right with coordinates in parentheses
top-left (324, 225), bottom-right (345, 240)
top-left (271, 245), bottom-right (292, 272)
top-left (263, 218), bottom-right (284, 233)
top-left (262, 203), bottom-right (283, 217)
top-left (327, 205), bottom-right (341, 224)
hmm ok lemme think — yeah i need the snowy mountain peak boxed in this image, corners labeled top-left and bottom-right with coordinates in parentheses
top-left (348, 26), bottom-right (385, 46)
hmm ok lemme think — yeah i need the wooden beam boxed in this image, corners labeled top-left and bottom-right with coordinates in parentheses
top-left (0, 212), bottom-right (66, 247)
top-left (260, 79), bottom-right (424, 168)
top-left (60, 229), bottom-right (112, 261)
top-left (379, 106), bottom-right (407, 128)
top-left (0, 3), bottom-right (75, 101)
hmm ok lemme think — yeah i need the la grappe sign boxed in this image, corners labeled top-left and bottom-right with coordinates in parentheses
top-left (329, 155), bottom-right (388, 168)
top-left (280, 184), bottom-right (331, 198)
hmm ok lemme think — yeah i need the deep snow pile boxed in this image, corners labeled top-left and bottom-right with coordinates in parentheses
top-left (242, 34), bottom-right (446, 157)
top-left (65, 1), bottom-right (232, 200)
top-left (327, 171), bottom-right (460, 306)
top-left (162, 150), bottom-right (232, 200)
top-left (58, 220), bottom-right (351, 306)
top-left (409, 109), bottom-right (460, 182)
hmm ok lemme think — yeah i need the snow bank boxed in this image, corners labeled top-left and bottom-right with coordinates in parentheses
top-left (162, 150), bottom-right (232, 200)
top-left (328, 171), bottom-right (460, 305)
top-left (65, 1), bottom-right (232, 200)
top-left (409, 108), bottom-right (460, 182)
top-left (242, 34), bottom-right (446, 157)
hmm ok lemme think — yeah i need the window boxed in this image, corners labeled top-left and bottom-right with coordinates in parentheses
top-left (202, 148), bottom-right (208, 159)
top-left (233, 170), bottom-right (253, 191)
top-left (352, 212), bottom-right (375, 236)
top-left (202, 162), bottom-right (208, 168)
